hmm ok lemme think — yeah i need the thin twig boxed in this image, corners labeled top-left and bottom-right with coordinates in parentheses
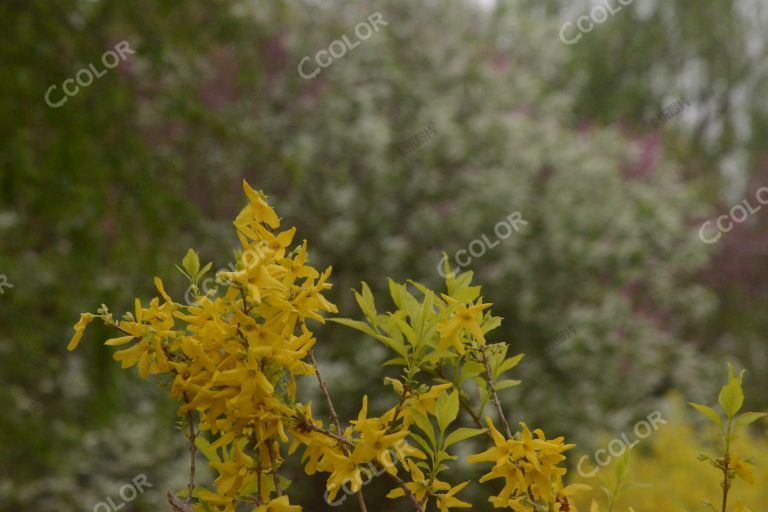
top-left (308, 348), bottom-right (368, 512)
top-left (721, 418), bottom-right (733, 512)
top-left (480, 345), bottom-right (513, 439)
top-left (256, 460), bottom-right (263, 506)
top-left (385, 383), bottom-right (410, 434)
top-left (167, 491), bottom-right (194, 512)
top-left (298, 419), bottom-right (355, 448)
top-left (385, 472), bottom-right (427, 512)
top-left (267, 441), bottom-right (283, 497)
top-left (458, 392), bottom-right (488, 432)
top-left (183, 399), bottom-right (198, 504)
top-left (239, 286), bottom-right (251, 315)
top-left (309, 349), bottom-right (345, 437)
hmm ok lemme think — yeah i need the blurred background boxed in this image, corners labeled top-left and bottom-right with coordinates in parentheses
top-left (2, 0), bottom-right (767, 510)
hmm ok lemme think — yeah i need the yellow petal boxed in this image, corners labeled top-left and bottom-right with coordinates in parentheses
top-left (67, 313), bottom-right (95, 351)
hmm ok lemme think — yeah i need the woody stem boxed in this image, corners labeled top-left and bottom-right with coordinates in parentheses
top-left (721, 418), bottom-right (733, 512)
top-left (386, 472), bottom-right (427, 512)
top-left (267, 441), bottom-right (283, 497)
top-left (309, 349), bottom-right (368, 512)
top-left (183, 397), bottom-right (197, 504)
top-left (480, 344), bottom-right (513, 439)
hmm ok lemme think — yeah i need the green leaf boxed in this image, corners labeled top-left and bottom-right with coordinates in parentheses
top-left (383, 357), bottom-right (408, 367)
top-left (495, 379), bottom-right (522, 390)
top-left (497, 353), bottom-right (525, 376)
top-left (409, 410), bottom-right (436, 447)
top-left (199, 261), bottom-right (213, 279)
top-left (481, 315), bottom-right (502, 334)
top-left (734, 411), bottom-right (767, 429)
top-left (444, 427), bottom-right (486, 447)
top-left (459, 361), bottom-right (485, 381)
top-left (377, 334), bottom-right (410, 360)
top-left (407, 432), bottom-right (434, 457)
top-left (435, 450), bottom-right (457, 465)
top-left (435, 390), bottom-right (460, 432)
top-left (354, 283), bottom-right (378, 323)
top-left (718, 379), bottom-right (744, 418)
top-left (390, 313), bottom-right (418, 346)
top-left (388, 280), bottom-right (421, 319)
top-left (689, 402), bottom-right (723, 427)
top-left (416, 288), bottom-right (435, 339)
top-left (446, 269), bottom-right (481, 302)
top-left (329, 317), bottom-right (378, 337)
top-left (182, 249), bottom-right (201, 279)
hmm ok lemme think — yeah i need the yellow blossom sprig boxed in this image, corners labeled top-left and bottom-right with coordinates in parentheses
top-left (68, 181), bottom-right (338, 512)
top-left (332, 264), bottom-right (585, 511)
top-left (467, 416), bottom-right (587, 511)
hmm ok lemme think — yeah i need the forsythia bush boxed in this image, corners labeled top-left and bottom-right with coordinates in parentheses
top-left (67, 182), bottom-right (587, 512)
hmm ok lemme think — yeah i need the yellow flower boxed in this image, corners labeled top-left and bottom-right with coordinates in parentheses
top-left (352, 396), bottom-right (409, 469)
top-left (731, 454), bottom-right (756, 484)
top-left (251, 495), bottom-right (301, 512)
top-left (404, 383), bottom-right (453, 424)
top-left (468, 417), bottom-right (575, 509)
top-left (209, 441), bottom-right (257, 497)
top-left (237, 180), bottom-right (280, 232)
top-left (436, 298), bottom-right (491, 354)
top-left (435, 481), bottom-right (472, 512)
top-left (386, 459), bottom-right (431, 505)
top-left (321, 449), bottom-right (367, 501)
top-left (67, 313), bottom-right (95, 351)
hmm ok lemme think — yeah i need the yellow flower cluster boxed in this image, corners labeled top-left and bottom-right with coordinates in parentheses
top-left (468, 417), bottom-right (585, 511)
top-left (290, 395), bottom-right (428, 502)
top-left (68, 182), bottom-right (337, 511)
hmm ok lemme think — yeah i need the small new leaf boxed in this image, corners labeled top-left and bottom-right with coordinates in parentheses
top-left (689, 402), bottom-right (723, 428)
top-left (182, 249), bottom-right (201, 280)
top-left (718, 374), bottom-right (745, 418)
top-left (734, 411), bottom-right (767, 430)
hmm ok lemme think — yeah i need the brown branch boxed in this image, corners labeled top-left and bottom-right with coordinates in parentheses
top-left (297, 418), bottom-right (355, 448)
top-left (239, 286), bottom-right (251, 315)
top-left (182, 397), bottom-right (198, 505)
top-left (267, 441), bottom-right (283, 497)
top-left (167, 492), bottom-right (194, 512)
top-left (309, 349), bottom-right (345, 438)
top-left (384, 383), bottom-right (411, 434)
top-left (385, 472), bottom-right (426, 512)
top-left (480, 344), bottom-right (513, 439)
top-left (308, 348), bottom-right (368, 512)
top-left (458, 391), bottom-right (487, 432)
top-left (256, 460), bottom-right (263, 506)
